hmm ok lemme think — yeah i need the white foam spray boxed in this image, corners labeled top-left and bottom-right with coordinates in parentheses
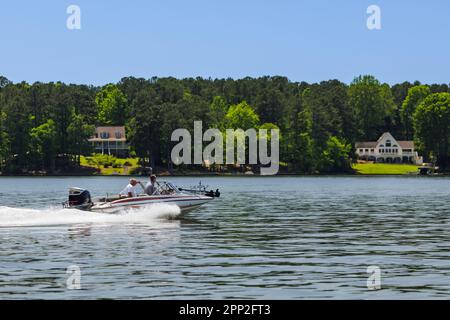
top-left (0, 203), bottom-right (181, 228)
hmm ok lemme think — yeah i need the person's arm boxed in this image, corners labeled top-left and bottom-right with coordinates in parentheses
top-left (126, 185), bottom-right (135, 198)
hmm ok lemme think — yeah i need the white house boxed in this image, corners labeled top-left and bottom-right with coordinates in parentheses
top-left (355, 132), bottom-right (423, 164)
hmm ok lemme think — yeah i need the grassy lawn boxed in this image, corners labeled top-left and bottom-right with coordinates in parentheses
top-left (352, 163), bottom-right (419, 175)
top-left (80, 155), bottom-right (140, 175)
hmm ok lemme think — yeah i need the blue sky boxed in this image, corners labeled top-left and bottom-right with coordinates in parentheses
top-left (1, 0), bottom-right (449, 85)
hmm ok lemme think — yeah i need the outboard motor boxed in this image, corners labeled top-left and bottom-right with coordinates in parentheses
top-left (63, 187), bottom-right (92, 210)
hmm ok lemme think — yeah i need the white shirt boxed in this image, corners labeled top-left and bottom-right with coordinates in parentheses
top-left (145, 182), bottom-right (158, 195)
top-left (120, 183), bottom-right (137, 197)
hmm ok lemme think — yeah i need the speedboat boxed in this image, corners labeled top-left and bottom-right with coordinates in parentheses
top-left (63, 181), bottom-right (220, 214)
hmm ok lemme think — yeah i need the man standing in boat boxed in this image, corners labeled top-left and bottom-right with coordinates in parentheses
top-left (120, 178), bottom-right (140, 198)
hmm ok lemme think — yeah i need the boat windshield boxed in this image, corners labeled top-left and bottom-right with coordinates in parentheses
top-left (155, 181), bottom-right (180, 195)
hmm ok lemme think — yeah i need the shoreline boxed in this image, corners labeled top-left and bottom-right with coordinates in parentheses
top-left (1, 172), bottom-right (448, 177)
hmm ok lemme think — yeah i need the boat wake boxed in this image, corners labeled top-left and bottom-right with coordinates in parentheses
top-left (0, 203), bottom-right (181, 228)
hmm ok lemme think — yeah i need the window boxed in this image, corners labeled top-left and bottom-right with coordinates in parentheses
top-left (365, 149), bottom-right (369, 152)
top-left (100, 132), bottom-right (109, 139)
top-left (359, 149), bottom-right (363, 153)
top-left (115, 131), bottom-right (122, 139)
top-left (386, 140), bottom-right (392, 147)
top-left (371, 149), bottom-right (374, 153)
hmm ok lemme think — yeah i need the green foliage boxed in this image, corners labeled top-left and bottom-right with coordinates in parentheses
top-left (226, 101), bottom-right (260, 129)
top-left (348, 75), bottom-right (396, 140)
top-left (255, 88), bottom-right (285, 125)
top-left (81, 155), bottom-right (139, 174)
top-left (0, 74), bottom-right (449, 174)
top-left (401, 85), bottom-right (430, 139)
top-left (293, 98), bottom-right (314, 172)
top-left (67, 113), bottom-right (95, 155)
top-left (0, 111), bottom-right (9, 170)
top-left (318, 136), bottom-right (352, 173)
top-left (96, 84), bottom-right (128, 125)
top-left (30, 119), bottom-right (57, 171)
top-left (209, 96), bottom-right (228, 130)
top-left (414, 93), bottom-right (450, 169)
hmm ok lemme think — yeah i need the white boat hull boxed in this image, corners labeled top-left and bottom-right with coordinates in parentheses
top-left (90, 194), bottom-right (213, 214)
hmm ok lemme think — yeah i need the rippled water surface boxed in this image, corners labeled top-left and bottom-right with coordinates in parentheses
top-left (1, 176), bottom-right (450, 299)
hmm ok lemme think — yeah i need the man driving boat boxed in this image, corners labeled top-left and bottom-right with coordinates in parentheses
top-left (143, 174), bottom-right (159, 196)
top-left (120, 178), bottom-right (140, 198)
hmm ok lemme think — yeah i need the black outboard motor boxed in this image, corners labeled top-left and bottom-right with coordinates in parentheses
top-left (63, 187), bottom-right (92, 210)
top-left (205, 189), bottom-right (220, 198)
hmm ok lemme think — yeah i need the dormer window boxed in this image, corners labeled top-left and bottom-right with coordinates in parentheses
top-left (115, 131), bottom-right (122, 139)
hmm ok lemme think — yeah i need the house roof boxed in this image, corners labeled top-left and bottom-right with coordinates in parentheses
top-left (355, 132), bottom-right (414, 150)
top-left (397, 141), bottom-right (414, 149)
top-left (88, 126), bottom-right (127, 142)
top-left (377, 132), bottom-right (392, 142)
top-left (355, 142), bottom-right (377, 148)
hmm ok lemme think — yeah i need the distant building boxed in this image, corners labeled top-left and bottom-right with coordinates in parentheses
top-left (355, 132), bottom-right (422, 164)
top-left (88, 126), bottom-right (129, 157)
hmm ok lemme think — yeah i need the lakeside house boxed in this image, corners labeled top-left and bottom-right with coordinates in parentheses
top-left (88, 126), bottom-right (129, 157)
top-left (355, 132), bottom-right (423, 164)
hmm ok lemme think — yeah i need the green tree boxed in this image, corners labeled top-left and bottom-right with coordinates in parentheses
top-left (0, 111), bottom-right (9, 171)
top-left (2, 93), bottom-right (32, 172)
top-left (0, 76), bottom-right (11, 88)
top-left (414, 93), bottom-right (450, 170)
top-left (255, 88), bottom-right (285, 125)
top-left (127, 88), bottom-right (162, 168)
top-left (226, 101), bottom-right (260, 129)
top-left (401, 85), bottom-right (430, 140)
top-left (293, 101), bottom-right (314, 173)
top-left (319, 136), bottom-right (352, 173)
top-left (96, 84), bottom-right (129, 125)
top-left (30, 119), bottom-right (57, 171)
top-left (348, 75), bottom-right (396, 140)
top-left (67, 112), bottom-right (95, 165)
top-left (209, 96), bottom-right (228, 130)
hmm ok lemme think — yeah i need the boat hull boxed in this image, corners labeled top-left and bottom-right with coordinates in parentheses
top-left (90, 194), bottom-right (213, 214)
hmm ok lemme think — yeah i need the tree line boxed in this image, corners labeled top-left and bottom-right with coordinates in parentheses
top-left (0, 74), bottom-right (449, 174)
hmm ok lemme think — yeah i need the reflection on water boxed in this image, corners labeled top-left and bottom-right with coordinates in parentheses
top-left (0, 176), bottom-right (450, 299)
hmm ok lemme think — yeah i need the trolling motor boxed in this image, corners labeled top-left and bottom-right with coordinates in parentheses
top-left (204, 189), bottom-right (220, 198)
top-left (178, 181), bottom-right (221, 198)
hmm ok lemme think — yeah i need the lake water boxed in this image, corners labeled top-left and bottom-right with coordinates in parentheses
top-left (1, 176), bottom-right (450, 299)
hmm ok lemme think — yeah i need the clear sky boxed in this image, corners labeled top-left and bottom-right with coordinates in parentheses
top-left (1, 0), bottom-right (449, 85)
